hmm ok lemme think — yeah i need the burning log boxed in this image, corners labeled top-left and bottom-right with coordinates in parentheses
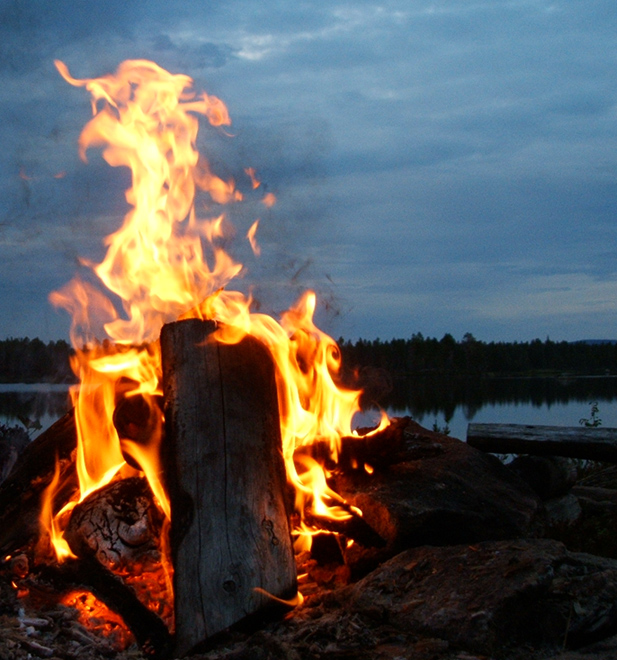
top-left (113, 389), bottom-right (163, 442)
top-left (64, 476), bottom-right (164, 572)
top-left (38, 558), bottom-right (172, 658)
top-left (0, 410), bottom-right (77, 556)
top-left (161, 318), bottom-right (297, 656)
top-left (294, 416), bottom-right (410, 472)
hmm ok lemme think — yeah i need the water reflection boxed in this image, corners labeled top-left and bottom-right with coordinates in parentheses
top-left (2, 376), bottom-right (617, 441)
top-left (369, 375), bottom-right (617, 440)
top-left (383, 375), bottom-right (617, 421)
top-left (0, 384), bottom-right (72, 433)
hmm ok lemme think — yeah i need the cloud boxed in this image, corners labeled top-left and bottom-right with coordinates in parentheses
top-left (0, 0), bottom-right (616, 343)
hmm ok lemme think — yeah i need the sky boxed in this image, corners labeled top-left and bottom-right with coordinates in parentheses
top-left (0, 0), bottom-right (616, 344)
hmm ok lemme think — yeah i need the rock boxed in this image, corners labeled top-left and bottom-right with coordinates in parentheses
top-left (332, 421), bottom-right (543, 572)
top-left (508, 455), bottom-right (578, 500)
top-left (545, 493), bottom-right (582, 526)
top-left (546, 486), bottom-right (617, 559)
top-left (573, 486), bottom-right (617, 514)
top-left (339, 539), bottom-right (617, 656)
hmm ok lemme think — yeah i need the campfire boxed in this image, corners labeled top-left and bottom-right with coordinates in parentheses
top-left (1, 59), bottom-right (393, 657)
top-left (5, 59), bottom-right (617, 660)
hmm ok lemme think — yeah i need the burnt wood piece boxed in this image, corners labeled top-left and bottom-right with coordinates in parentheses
top-left (295, 416), bottom-right (410, 472)
top-left (112, 393), bottom-right (164, 469)
top-left (0, 410), bottom-right (77, 556)
top-left (161, 319), bottom-right (297, 657)
top-left (304, 509), bottom-right (386, 549)
top-left (64, 476), bottom-right (164, 571)
top-left (113, 392), bottom-right (164, 442)
top-left (37, 558), bottom-right (172, 659)
top-left (468, 423), bottom-right (617, 462)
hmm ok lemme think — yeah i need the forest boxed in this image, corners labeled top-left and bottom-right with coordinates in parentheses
top-left (338, 334), bottom-right (617, 379)
top-left (0, 334), bottom-right (616, 384)
top-left (0, 338), bottom-right (74, 383)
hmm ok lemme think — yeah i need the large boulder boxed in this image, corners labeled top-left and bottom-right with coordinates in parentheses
top-left (332, 420), bottom-right (544, 571)
top-left (186, 540), bottom-right (617, 660)
top-left (341, 539), bottom-right (617, 656)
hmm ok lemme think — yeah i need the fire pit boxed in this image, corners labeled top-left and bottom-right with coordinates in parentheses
top-left (0, 59), bottom-right (394, 657)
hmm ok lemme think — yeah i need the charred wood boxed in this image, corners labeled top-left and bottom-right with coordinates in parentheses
top-left (64, 476), bottom-right (164, 571)
top-left (0, 410), bottom-right (77, 556)
top-left (294, 416), bottom-right (410, 472)
top-left (35, 558), bottom-right (172, 659)
top-left (303, 509), bottom-right (386, 549)
top-left (309, 532), bottom-right (344, 566)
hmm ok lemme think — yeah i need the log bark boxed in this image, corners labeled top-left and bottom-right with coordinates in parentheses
top-left (160, 319), bottom-right (297, 657)
top-left (467, 423), bottom-right (617, 462)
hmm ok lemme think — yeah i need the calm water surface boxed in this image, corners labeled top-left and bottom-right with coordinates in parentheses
top-left (378, 375), bottom-right (617, 441)
top-left (2, 377), bottom-right (617, 443)
top-left (0, 383), bottom-right (72, 434)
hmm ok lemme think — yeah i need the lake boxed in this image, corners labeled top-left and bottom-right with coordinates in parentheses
top-left (374, 374), bottom-right (617, 441)
top-left (0, 383), bottom-right (73, 434)
top-left (2, 377), bottom-right (617, 443)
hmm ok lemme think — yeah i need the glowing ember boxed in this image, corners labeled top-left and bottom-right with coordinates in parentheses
top-left (62, 590), bottom-right (134, 649)
top-left (40, 58), bottom-right (388, 575)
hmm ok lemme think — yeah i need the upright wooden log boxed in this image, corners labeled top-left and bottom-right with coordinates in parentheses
top-left (160, 319), bottom-right (297, 656)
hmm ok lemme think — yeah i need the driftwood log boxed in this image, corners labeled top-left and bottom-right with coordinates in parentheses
top-left (468, 423), bottom-right (617, 462)
top-left (161, 319), bottom-right (297, 657)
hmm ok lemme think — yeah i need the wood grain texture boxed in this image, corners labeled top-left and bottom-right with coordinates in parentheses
top-left (161, 319), bottom-right (296, 656)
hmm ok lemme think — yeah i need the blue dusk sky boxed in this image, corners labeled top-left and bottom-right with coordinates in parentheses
top-left (0, 0), bottom-right (616, 343)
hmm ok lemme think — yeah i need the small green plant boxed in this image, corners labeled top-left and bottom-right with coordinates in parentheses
top-left (432, 418), bottom-right (451, 435)
top-left (579, 401), bottom-right (602, 428)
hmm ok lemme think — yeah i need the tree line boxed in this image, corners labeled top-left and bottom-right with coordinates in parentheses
top-left (338, 333), bottom-right (617, 378)
top-left (0, 334), bottom-right (616, 383)
top-left (0, 338), bottom-right (75, 383)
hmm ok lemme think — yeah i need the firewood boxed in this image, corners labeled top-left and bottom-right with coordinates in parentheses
top-left (161, 319), bottom-right (297, 656)
top-left (294, 416), bottom-right (410, 472)
top-left (113, 392), bottom-right (164, 460)
top-left (0, 410), bottom-right (77, 556)
top-left (36, 558), bottom-right (172, 658)
top-left (304, 509), bottom-right (386, 549)
top-left (64, 476), bottom-right (164, 571)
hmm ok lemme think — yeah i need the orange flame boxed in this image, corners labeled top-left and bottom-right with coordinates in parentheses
top-left (43, 59), bottom-right (388, 566)
top-left (262, 192), bottom-right (277, 208)
top-left (246, 219), bottom-right (261, 256)
top-left (245, 167), bottom-right (261, 189)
